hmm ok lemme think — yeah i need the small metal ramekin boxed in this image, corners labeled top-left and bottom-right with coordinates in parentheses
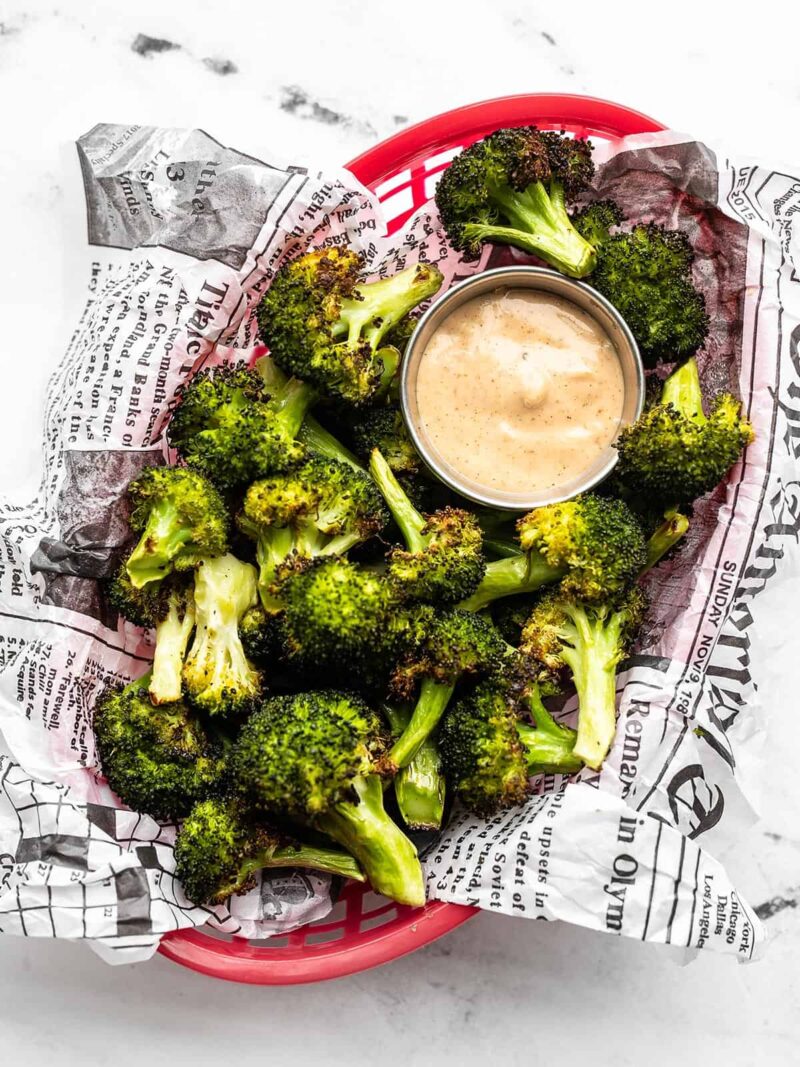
top-left (400, 266), bottom-right (645, 511)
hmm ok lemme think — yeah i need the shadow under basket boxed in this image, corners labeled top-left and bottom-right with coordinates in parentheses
top-left (160, 92), bottom-right (666, 985)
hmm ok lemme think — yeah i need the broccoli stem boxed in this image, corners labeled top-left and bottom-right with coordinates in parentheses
top-left (459, 553), bottom-right (563, 612)
top-left (316, 775), bottom-right (425, 906)
top-left (150, 592), bottom-right (196, 704)
top-left (643, 509), bottom-right (690, 572)
top-left (389, 677), bottom-right (455, 769)
top-left (259, 843), bottom-right (366, 883)
top-left (517, 689), bottom-right (583, 774)
top-left (464, 180), bottom-right (596, 278)
top-left (255, 352), bottom-right (365, 472)
top-left (561, 607), bottom-right (624, 771)
top-left (661, 357), bottom-right (704, 422)
top-left (339, 265), bottom-right (440, 350)
top-left (126, 501), bottom-right (193, 588)
top-left (253, 526), bottom-right (294, 611)
top-left (482, 537), bottom-right (523, 560)
top-left (369, 449), bottom-right (426, 553)
top-left (273, 377), bottom-right (317, 439)
top-left (384, 704), bottom-right (445, 831)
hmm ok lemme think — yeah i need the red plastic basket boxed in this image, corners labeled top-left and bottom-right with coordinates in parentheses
top-left (159, 93), bottom-right (665, 985)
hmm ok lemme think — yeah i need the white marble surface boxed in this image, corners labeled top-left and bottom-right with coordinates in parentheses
top-left (1, 1), bottom-right (800, 1062)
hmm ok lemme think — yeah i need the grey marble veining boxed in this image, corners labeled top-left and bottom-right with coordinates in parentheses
top-left (1, 1), bottom-right (799, 1061)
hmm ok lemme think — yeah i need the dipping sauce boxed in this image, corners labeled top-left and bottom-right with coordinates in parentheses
top-left (415, 288), bottom-right (625, 495)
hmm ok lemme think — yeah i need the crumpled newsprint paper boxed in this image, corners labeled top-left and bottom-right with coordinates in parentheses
top-left (0, 122), bottom-right (797, 964)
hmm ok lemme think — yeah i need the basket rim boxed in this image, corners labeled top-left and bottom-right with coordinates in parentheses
top-left (159, 92), bottom-right (666, 985)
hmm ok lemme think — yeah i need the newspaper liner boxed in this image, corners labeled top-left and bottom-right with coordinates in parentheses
top-left (0, 123), bottom-right (797, 964)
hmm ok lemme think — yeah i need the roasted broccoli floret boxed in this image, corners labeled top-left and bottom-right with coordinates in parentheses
top-left (276, 556), bottom-right (398, 668)
top-left (571, 199), bottom-right (624, 247)
top-left (389, 607), bottom-right (508, 769)
top-left (369, 448), bottom-right (485, 604)
top-left (520, 586), bottom-right (647, 770)
top-left (460, 494), bottom-right (646, 612)
top-left (236, 457), bottom-right (388, 610)
top-left (93, 675), bottom-right (223, 820)
top-left (167, 364), bottom-right (315, 489)
top-left (258, 248), bottom-right (443, 405)
top-left (124, 466), bottom-right (229, 589)
top-left (232, 690), bottom-right (425, 906)
top-left (587, 223), bottom-right (709, 365)
top-left (615, 357), bottom-right (754, 506)
top-left (254, 352), bottom-right (365, 472)
top-left (439, 680), bottom-right (582, 816)
top-left (349, 406), bottom-right (420, 475)
top-left (435, 126), bottom-right (597, 277)
top-left (383, 703), bottom-right (445, 832)
top-left (182, 554), bottom-right (261, 716)
top-left (107, 568), bottom-right (196, 704)
top-left (174, 796), bottom-right (365, 905)
top-left (238, 605), bottom-right (283, 665)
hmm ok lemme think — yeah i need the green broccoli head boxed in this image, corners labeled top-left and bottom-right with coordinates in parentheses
top-left (167, 364), bottom-right (314, 489)
top-left (439, 681), bottom-right (530, 816)
top-left (391, 606), bottom-right (508, 698)
top-left (237, 457), bottom-right (388, 609)
top-left (182, 554), bottom-right (261, 717)
top-left (349, 406), bottom-right (421, 475)
top-left (276, 556), bottom-right (398, 665)
top-left (517, 493), bottom-right (647, 603)
top-left (232, 690), bottom-right (389, 816)
top-left (519, 585), bottom-right (647, 770)
top-left (107, 562), bottom-right (173, 627)
top-left (615, 357), bottom-right (754, 507)
top-left (386, 506), bottom-right (486, 605)
top-left (239, 605), bottom-right (283, 665)
top-left (588, 223), bottom-right (709, 365)
top-left (440, 678), bottom-right (583, 817)
top-left (174, 795), bottom-right (364, 905)
top-left (571, 199), bottom-right (624, 247)
top-left (434, 126), bottom-right (597, 277)
top-left (124, 466), bottom-right (229, 589)
top-left (369, 449), bottom-right (485, 604)
top-left (258, 248), bottom-right (443, 406)
top-left (93, 676), bottom-right (224, 820)
top-left (231, 690), bottom-right (425, 906)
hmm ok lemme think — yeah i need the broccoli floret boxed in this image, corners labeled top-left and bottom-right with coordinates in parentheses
top-left (460, 493), bottom-right (646, 612)
top-left (588, 223), bottom-right (709, 365)
top-left (276, 557), bottom-right (398, 668)
top-left (383, 703), bottom-right (445, 832)
top-left (125, 466), bottom-right (229, 589)
top-left (615, 357), bottom-right (754, 506)
top-left (167, 364), bottom-right (315, 489)
top-left (519, 586), bottom-right (647, 770)
top-left (174, 796), bottom-right (364, 905)
top-left (231, 690), bottom-right (425, 906)
top-left (389, 607), bottom-right (509, 768)
top-left (182, 554), bottom-right (261, 716)
top-left (435, 126), bottom-right (597, 277)
top-left (254, 352), bottom-right (365, 472)
top-left (439, 680), bottom-right (582, 816)
top-left (258, 248), bottom-right (443, 406)
top-left (107, 568), bottom-right (196, 704)
top-left (571, 199), bottom-right (624, 248)
top-left (348, 406), bottom-right (420, 475)
top-left (369, 448), bottom-right (485, 604)
top-left (239, 605), bottom-right (283, 665)
top-left (93, 675), bottom-right (223, 820)
top-left (236, 457), bottom-right (388, 610)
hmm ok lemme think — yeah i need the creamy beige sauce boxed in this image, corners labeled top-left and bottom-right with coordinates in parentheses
top-left (415, 288), bottom-right (625, 495)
